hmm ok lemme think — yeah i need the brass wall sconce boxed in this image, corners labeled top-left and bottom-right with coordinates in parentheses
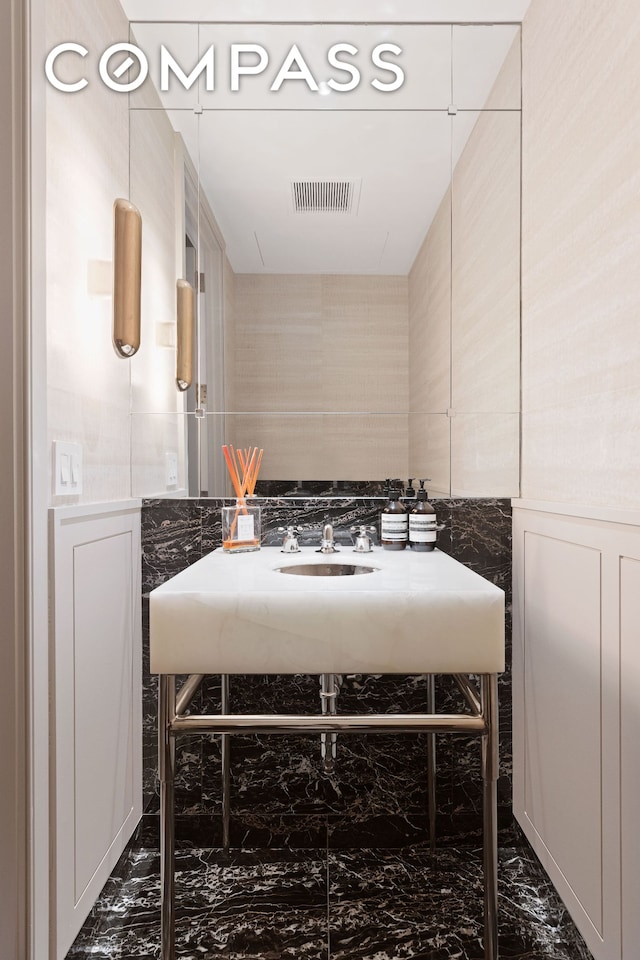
top-left (113, 198), bottom-right (142, 357)
top-left (176, 279), bottom-right (195, 391)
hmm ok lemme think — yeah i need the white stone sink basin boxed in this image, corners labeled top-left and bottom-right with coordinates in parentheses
top-left (276, 561), bottom-right (378, 577)
top-left (150, 547), bottom-right (505, 676)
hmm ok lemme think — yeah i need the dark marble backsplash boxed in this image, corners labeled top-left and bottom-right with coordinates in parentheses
top-left (142, 495), bottom-right (511, 594)
top-left (141, 496), bottom-right (512, 848)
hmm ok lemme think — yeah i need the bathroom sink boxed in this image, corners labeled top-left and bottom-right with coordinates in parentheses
top-left (150, 547), bottom-right (505, 676)
top-left (276, 561), bottom-right (378, 577)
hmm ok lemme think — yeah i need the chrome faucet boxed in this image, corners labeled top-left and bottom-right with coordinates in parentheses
top-left (317, 522), bottom-right (339, 554)
top-left (278, 526), bottom-right (302, 553)
top-left (350, 525), bottom-right (376, 553)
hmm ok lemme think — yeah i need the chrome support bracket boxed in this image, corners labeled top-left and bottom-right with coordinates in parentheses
top-left (175, 673), bottom-right (204, 716)
top-left (453, 673), bottom-right (482, 716)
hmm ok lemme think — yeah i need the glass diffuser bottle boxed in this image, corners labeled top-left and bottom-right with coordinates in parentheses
top-left (221, 497), bottom-right (261, 553)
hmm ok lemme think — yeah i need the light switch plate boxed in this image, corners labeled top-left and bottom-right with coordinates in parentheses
top-left (166, 452), bottom-right (178, 487)
top-left (54, 441), bottom-right (83, 495)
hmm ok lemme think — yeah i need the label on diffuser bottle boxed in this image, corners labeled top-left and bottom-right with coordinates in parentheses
top-left (409, 516), bottom-right (437, 543)
top-left (237, 513), bottom-right (255, 541)
top-left (381, 515), bottom-right (408, 540)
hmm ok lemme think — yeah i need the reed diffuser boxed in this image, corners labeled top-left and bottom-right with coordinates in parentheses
top-left (221, 445), bottom-right (264, 553)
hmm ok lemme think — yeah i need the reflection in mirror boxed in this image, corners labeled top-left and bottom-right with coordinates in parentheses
top-left (130, 24), bottom-right (521, 498)
top-left (451, 108), bottom-right (521, 496)
top-left (128, 104), bottom-right (198, 496)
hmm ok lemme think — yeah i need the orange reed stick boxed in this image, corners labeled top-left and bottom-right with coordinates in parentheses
top-left (222, 445), bottom-right (243, 499)
top-left (223, 445), bottom-right (249, 542)
top-left (243, 448), bottom-right (257, 493)
top-left (247, 448), bottom-right (264, 496)
top-left (231, 446), bottom-right (243, 491)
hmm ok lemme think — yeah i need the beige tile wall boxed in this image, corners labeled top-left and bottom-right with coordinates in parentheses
top-left (521, 0), bottom-right (640, 507)
top-left (226, 274), bottom-right (409, 479)
top-left (408, 413), bottom-right (451, 495)
top-left (225, 413), bottom-right (409, 482)
top-left (452, 110), bottom-right (520, 416)
top-left (408, 34), bottom-right (521, 498)
top-left (229, 275), bottom-right (324, 414)
top-left (409, 188), bottom-right (451, 417)
top-left (483, 30), bottom-right (522, 111)
top-left (451, 413), bottom-right (520, 497)
top-left (407, 187), bottom-right (451, 491)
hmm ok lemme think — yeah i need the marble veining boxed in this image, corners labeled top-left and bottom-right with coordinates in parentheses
top-left (67, 841), bottom-right (593, 959)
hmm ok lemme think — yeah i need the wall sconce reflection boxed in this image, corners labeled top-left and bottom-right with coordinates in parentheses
top-left (176, 279), bottom-right (195, 391)
top-left (113, 198), bottom-right (142, 357)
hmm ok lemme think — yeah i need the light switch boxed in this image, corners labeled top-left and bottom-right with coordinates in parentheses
top-left (60, 453), bottom-right (70, 485)
top-left (54, 441), bottom-right (83, 496)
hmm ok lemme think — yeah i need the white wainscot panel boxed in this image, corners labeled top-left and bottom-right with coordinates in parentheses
top-left (512, 502), bottom-right (640, 960)
top-left (620, 556), bottom-right (640, 960)
top-left (51, 501), bottom-right (142, 960)
top-left (522, 532), bottom-right (602, 931)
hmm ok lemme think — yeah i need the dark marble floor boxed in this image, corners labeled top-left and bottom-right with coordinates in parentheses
top-left (67, 839), bottom-right (593, 960)
top-left (67, 681), bottom-right (593, 960)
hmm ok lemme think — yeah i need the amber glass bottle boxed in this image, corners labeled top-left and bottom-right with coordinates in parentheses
top-left (409, 487), bottom-right (437, 552)
top-left (380, 487), bottom-right (408, 550)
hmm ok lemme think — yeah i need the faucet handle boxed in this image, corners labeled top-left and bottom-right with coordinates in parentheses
top-left (349, 525), bottom-right (376, 553)
top-left (278, 525), bottom-right (302, 553)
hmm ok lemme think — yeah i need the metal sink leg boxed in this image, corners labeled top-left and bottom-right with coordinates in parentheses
top-left (221, 675), bottom-right (230, 851)
top-left (159, 675), bottom-right (176, 960)
top-left (426, 673), bottom-right (437, 853)
top-left (481, 673), bottom-right (499, 960)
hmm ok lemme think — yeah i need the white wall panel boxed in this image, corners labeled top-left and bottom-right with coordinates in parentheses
top-left (619, 557), bottom-right (640, 960)
top-left (512, 500), bottom-right (640, 960)
top-left (51, 502), bottom-right (142, 960)
top-left (522, 532), bottom-right (602, 932)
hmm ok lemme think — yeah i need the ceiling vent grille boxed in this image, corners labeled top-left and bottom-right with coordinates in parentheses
top-left (291, 179), bottom-right (357, 214)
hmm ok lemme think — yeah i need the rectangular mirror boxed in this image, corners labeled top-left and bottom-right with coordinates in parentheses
top-left (129, 22), bottom-right (521, 498)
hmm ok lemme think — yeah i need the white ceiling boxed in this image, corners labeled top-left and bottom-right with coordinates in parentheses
top-left (127, 15), bottom-right (523, 274)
